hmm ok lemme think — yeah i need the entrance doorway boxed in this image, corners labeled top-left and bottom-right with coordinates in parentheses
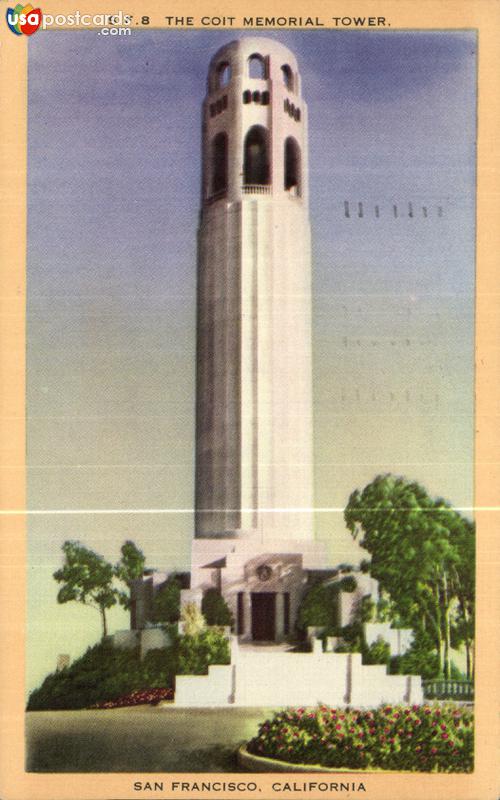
top-left (251, 592), bottom-right (276, 641)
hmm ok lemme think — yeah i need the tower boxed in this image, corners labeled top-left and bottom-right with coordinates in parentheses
top-left (186, 38), bottom-right (328, 642)
top-left (195, 38), bottom-right (313, 544)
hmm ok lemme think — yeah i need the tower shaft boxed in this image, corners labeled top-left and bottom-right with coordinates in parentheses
top-left (195, 38), bottom-right (313, 542)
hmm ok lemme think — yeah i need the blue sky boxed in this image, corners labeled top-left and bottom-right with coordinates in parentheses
top-left (26, 29), bottom-right (476, 691)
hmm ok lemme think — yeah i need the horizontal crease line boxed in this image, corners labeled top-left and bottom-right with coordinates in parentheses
top-left (0, 506), bottom-right (486, 515)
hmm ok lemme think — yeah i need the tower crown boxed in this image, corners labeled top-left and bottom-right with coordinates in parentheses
top-left (201, 37), bottom-right (308, 206)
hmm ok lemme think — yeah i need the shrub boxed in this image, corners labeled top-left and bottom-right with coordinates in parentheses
top-left (201, 589), bottom-right (234, 627)
top-left (26, 640), bottom-right (177, 711)
top-left (334, 622), bottom-right (364, 653)
top-left (181, 602), bottom-right (206, 636)
top-left (339, 575), bottom-right (357, 593)
top-left (248, 703), bottom-right (473, 773)
top-left (177, 627), bottom-right (230, 675)
top-left (363, 636), bottom-right (391, 665)
top-left (297, 584), bottom-right (339, 632)
top-left (359, 596), bottom-right (376, 623)
top-left (389, 631), bottom-right (440, 680)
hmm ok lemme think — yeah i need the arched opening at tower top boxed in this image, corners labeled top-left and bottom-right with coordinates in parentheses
top-left (211, 132), bottom-right (228, 195)
top-left (284, 137), bottom-right (301, 195)
top-left (248, 54), bottom-right (266, 79)
top-left (244, 126), bottom-right (270, 186)
top-left (216, 61), bottom-right (231, 89)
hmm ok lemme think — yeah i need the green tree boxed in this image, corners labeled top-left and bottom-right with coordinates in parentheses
top-left (152, 575), bottom-right (181, 624)
top-left (344, 474), bottom-right (475, 679)
top-left (114, 540), bottom-right (146, 610)
top-left (53, 541), bottom-right (118, 639)
top-left (450, 517), bottom-right (475, 679)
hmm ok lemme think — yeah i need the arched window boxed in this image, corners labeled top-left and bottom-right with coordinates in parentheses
top-left (243, 90), bottom-right (251, 104)
top-left (248, 53), bottom-right (266, 79)
top-left (284, 137), bottom-right (301, 195)
top-left (261, 91), bottom-right (270, 106)
top-left (252, 90), bottom-right (261, 103)
top-left (244, 126), bottom-right (269, 186)
top-left (216, 62), bottom-right (231, 89)
top-left (212, 132), bottom-right (228, 195)
top-left (281, 64), bottom-right (294, 91)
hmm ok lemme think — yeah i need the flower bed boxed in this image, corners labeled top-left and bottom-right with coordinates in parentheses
top-left (248, 704), bottom-right (473, 773)
top-left (92, 687), bottom-right (174, 709)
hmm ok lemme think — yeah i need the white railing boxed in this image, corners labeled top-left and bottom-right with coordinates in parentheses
top-left (242, 184), bottom-right (272, 195)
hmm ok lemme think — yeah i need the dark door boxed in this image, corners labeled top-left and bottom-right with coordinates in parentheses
top-left (251, 592), bottom-right (276, 641)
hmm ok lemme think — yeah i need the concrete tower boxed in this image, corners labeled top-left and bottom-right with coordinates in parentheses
top-left (195, 38), bottom-right (313, 543)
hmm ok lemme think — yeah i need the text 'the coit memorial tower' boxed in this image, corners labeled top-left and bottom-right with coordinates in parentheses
top-left (195, 37), bottom-right (313, 544)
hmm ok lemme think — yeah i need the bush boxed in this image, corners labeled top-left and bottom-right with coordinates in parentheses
top-left (201, 589), bottom-right (234, 627)
top-left (177, 627), bottom-right (230, 675)
top-left (297, 584), bottom-right (339, 633)
top-left (26, 641), bottom-right (177, 711)
top-left (248, 703), bottom-right (473, 773)
top-left (363, 636), bottom-right (391, 665)
top-left (181, 602), bottom-right (206, 636)
top-left (389, 631), bottom-right (440, 679)
top-left (334, 622), bottom-right (364, 653)
top-left (339, 575), bottom-right (357, 593)
top-left (359, 596), bottom-right (376, 623)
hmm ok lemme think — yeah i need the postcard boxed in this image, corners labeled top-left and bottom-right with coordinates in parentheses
top-left (0, 1), bottom-right (499, 799)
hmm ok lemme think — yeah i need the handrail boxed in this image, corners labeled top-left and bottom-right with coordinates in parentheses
top-left (422, 679), bottom-right (474, 700)
top-left (242, 184), bottom-right (272, 195)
